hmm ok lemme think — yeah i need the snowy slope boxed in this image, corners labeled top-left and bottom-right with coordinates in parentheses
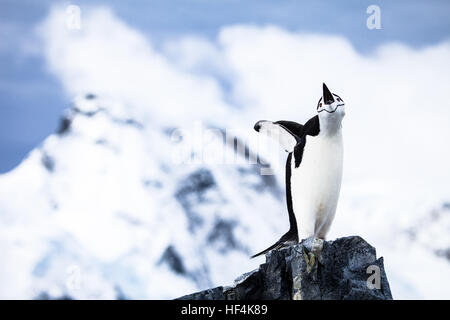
top-left (0, 94), bottom-right (288, 299)
top-left (0, 5), bottom-right (449, 299)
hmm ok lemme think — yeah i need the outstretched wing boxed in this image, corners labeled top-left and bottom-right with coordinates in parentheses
top-left (254, 120), bottom-right (304, 152)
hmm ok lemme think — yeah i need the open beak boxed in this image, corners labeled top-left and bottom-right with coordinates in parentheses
top-left (323, 83), bottom-right (335, 105)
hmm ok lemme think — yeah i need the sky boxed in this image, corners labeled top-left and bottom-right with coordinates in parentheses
top-left (1, 0), bottom-right (450, 173)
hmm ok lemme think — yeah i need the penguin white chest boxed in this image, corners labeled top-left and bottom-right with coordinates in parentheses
top-left (290, 132), bottom-right (343, 239)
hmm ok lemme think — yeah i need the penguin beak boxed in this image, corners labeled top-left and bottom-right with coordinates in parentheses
top-left (323, 83), bottom-right (335, 105)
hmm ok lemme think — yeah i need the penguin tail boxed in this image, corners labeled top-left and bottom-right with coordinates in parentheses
top-left (250, 228), bottom-right (298, 259)
top-left (250, 240), bottom-right (285, 259)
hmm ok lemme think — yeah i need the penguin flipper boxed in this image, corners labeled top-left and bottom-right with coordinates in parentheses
top-left (250, 228), bottom-right (299, 258)
top-left (254, 120), bottom-right (301, 153)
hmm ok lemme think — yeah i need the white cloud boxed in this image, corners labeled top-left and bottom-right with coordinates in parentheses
top-left (38, 7), bottom-right (450, 192)
top-left (38, 6), bottom-right (230, 127)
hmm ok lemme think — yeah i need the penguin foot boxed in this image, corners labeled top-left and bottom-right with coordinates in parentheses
top-left (301, 238), bottom-right (324, 273)
top-left (301, 245), bottom-right (316, 273)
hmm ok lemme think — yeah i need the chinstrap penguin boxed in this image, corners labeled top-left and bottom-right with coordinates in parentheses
top-left (251, 83), bottom-right (345, 258)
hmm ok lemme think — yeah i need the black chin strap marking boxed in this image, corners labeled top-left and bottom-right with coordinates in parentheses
top-left (318, 103), bottom-right (344, 113)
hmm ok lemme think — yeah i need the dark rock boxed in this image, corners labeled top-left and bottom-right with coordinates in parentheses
top-left (123, 118), bottom-right (143, 129)
top-left (35, 292), bottom-right (73, 300)
top-left (175, 169), bottom-right (217, 232)
top-left (177, 286), bottom-right (226, 300)
top-left (237, 166), bottom-right (282, 199)
top-left (217, 126), bottom-right (282, 198)
top-left (226, 269), bottom-right (262, 300)
top-left (72, 106), bottom-right (100, 117)
top-left (41, 152), bottom-right (55, 172)
top-left (442, 202), bottom-right (450, 210)
top-left (85, 93), bottom-right (96, 100)
top-left (143, 179), bottom-right (163, 188)
top-left (177, 236), bottom-right (393, 300)
top-left (57, 116), bottom-right (72, 135)
top-left (115, 285), bottom-right (128, 300)
top-left (435, 248), bottom-right (450, 261)
top-left (159, 245), bottom-right (187, 275)
top-left (207, 219), bottom-right (244, 253)
top-left (111, 117), bottom-right (144, 129)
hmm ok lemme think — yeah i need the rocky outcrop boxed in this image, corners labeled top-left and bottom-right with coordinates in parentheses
top-left (178, 236), bottom-right (393, 300)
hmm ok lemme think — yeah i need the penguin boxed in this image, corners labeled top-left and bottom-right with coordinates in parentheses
top-left (251, 83), bottom-right (345, 258)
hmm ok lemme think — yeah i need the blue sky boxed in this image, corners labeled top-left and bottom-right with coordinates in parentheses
top-left (1, 0), bottom-right (450, 173)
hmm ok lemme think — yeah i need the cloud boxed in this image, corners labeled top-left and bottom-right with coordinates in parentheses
top-left (38, 5), bottom-right (450, 193)
top-left (37, 6), bottom-right (230, 127)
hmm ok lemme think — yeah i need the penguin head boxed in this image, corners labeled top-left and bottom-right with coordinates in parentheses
top-left (316, 83), bottom-right (345, 117)
top-left (317, 83), bottom-right (345, 132)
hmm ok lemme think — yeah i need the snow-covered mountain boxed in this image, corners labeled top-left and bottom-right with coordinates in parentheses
top-left (1, 6), bottom-right (449, 299)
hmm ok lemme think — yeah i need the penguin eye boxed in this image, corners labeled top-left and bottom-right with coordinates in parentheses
top-left (319, 102), bottom-right (322, 108)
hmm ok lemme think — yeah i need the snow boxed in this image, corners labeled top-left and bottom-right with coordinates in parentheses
top-left (0, 5), bottom-right (449, 299)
